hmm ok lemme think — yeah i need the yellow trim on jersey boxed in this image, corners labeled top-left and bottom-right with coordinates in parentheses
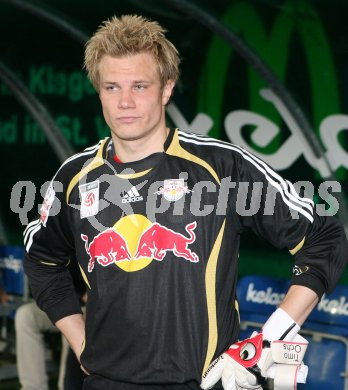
top-left (79, 263), bottom-right (91, 290)
top-left (167, 131), bottom-right (221, 185)
top-left (202, 219), bottom-right (226, 375)
top-left (80, 338), bottom-right (86, 355)
top-left (289, 237), bottom-right (305, 255)
top-left (40, 261), bottom-right (58, 266)
top-left (66, 138), bottom-right (108, 203)
top-left (235, 299), bottom-right (240, 323)
top-left (115, 169), bottom-right (152, 179)
top-left (39, 260), bottom-right (91, 289)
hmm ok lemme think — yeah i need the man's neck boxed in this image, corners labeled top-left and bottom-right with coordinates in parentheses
top-left (112, 127), bottom-right (169, 163)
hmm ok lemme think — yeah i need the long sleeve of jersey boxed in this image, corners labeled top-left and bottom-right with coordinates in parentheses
top-left (290, 212), bottom-right (347, 296)
top-left (227, 147), bottom-right (348, 298)
top-left (24, 172), bottom-right (82, 323)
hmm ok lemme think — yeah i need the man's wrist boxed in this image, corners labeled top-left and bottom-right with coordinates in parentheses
top-left (262, 308), bottom-right (300, 341)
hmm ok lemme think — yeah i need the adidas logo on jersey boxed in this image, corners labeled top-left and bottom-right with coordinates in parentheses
top-left (122, 186), bottom-right (143, 204)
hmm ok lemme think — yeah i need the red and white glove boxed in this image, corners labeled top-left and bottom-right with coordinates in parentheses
top-left (200, 309), bottom-right (309, 390)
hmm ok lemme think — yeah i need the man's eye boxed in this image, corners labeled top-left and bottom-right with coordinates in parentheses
top-left (134, 84), bottom-right (146, 90)
top-left (106, 86), bottom-right (118, 91)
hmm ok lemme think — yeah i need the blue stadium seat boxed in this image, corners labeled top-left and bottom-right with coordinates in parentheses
top-left (0, 245), bottom-right (26, 318)
top-left (300, 284), bottom-right (348, 390)
top-left (298, 334), bottom-right (347, 390)
top-left (305, 284), bottom-right (348, 336)
top-left (0, 246), bottom-right (28, 381)
top-left (0, 245), bottom-right (25, 296)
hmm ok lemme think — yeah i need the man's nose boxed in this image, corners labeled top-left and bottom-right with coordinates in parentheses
top-left (118, 90), bottom-right (135, 108)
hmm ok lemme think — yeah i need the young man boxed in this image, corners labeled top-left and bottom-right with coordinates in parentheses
top-left (24, 14), bottom-right (348, 390)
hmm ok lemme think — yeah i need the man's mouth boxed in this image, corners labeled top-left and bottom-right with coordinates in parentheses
top-left (117, 116), bottom-right (139, 124)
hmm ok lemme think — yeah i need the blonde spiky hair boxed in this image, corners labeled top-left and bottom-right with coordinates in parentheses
top-left (84, 14), bottom-right (180, 92)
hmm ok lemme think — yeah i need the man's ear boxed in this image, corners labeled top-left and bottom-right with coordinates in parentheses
top-left (162, 80), bottom-right (175, 105)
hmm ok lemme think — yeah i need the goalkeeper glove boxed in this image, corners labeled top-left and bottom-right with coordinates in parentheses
top-left (201, 308), bottom-right (308, 390)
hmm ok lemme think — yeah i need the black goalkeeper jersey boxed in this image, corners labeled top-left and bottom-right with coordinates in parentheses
top-left (24, 128), bottom-right (347, 386)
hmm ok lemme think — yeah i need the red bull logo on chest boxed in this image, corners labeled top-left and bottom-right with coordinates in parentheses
top-left (81, 215), bottom-right (199, 273)
top-left (81, 229), bottom-right (131, 272)
top-left (134, 221), bottom-right (198, 262)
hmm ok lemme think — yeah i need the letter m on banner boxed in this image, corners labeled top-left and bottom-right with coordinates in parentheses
top-left (197, 0), bottom-right (339, 154)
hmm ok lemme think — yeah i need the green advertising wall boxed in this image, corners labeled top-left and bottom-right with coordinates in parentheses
top-left (1, 0), bottom-right (347, 283)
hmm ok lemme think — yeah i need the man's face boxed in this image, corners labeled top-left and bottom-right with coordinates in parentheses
top-left (98, 52), bottom-right (174, 146)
